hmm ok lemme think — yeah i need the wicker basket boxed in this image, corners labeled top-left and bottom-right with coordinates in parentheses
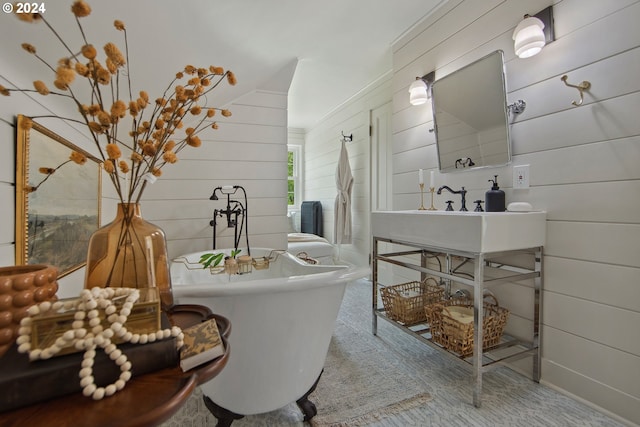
top-left (380, 278), bottom-right (444, 326)
top-left (424, 294), bottom-right (509, 357)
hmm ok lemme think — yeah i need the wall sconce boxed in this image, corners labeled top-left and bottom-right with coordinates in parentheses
top-left (513, 6), bottom-right (554, 59)
top-left (409, 71), bottom-right (435, 106)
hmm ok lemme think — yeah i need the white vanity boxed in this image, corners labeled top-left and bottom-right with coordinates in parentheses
top-left (371, 210), bottom-right (546, 407)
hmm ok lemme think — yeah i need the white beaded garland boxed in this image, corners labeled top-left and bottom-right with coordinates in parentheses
top-left (15, 287), bottom-right (183, 402)
top-left (92, 388), bottom-right (105, 400)
top-left (82, 384), bottom-right (96, 397)
top-left (105, 384), bottom-right (117, 396)
top-left (109, 349), bottom-right (122, 361)
top-left (94, 334), bottom-right (105, 346)
top-left (72, 320), bottom-right (85, 330)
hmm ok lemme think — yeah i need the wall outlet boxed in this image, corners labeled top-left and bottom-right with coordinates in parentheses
top-left (513, 164), bottom-right (530, 189)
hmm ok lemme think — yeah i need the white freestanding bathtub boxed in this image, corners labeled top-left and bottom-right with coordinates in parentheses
top-left (170, 248), bottom-right (367, 424)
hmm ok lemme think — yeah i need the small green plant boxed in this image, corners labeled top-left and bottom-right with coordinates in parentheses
top-left (199, 249), bottom-right (242, 269)
top-left (199, 252), bottom-right (224, 269)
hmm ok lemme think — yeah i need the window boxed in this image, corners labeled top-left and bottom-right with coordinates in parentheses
top-left (287, 145), bottom-right (301, 208)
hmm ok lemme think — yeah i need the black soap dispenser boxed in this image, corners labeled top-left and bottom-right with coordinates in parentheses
top-left (485, 175), bottom-right (505, 212)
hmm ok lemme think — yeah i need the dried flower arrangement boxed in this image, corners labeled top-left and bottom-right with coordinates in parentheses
top-left (27, 150), bottom-right (88, 193)
top-left (2, 0), bottom-right (236, 204)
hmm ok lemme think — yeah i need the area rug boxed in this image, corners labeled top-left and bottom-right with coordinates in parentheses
top-left (162, 316), bottom-right (432, 426)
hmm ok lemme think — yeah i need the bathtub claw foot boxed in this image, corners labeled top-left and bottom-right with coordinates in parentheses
top-left (296, 369), bottom-right (323, 422)
top-left (297, 398), bottom-right (317, 422)
top-left (203, 395), bottom-right (244, 427)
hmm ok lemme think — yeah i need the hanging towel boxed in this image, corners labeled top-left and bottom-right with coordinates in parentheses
top-left (334, 140), bottom-right (354, 245)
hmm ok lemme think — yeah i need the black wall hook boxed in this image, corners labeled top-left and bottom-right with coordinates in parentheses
top-left (341, 131), bottom-right (353, 142)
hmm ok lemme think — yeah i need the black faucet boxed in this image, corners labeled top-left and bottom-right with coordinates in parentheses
top-left (437, 185), bottom-right (468, 211)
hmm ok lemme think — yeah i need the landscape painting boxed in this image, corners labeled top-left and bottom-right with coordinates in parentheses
top-left (16, 115), bottom-right (101, 277)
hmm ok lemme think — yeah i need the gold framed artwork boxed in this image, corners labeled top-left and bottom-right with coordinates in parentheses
top-left (15, 115), bottom-right (102, 277)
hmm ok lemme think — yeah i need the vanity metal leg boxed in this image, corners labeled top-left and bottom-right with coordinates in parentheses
top-left (533, 247), bottom-right (543, 382)
top-left (372, 238), bottom-right (378, 335)
top-left (472, 254), bottom-right (485, 408)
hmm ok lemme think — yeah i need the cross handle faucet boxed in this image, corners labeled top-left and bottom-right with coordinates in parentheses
top-left (436, 185), bottom-right (468, 211)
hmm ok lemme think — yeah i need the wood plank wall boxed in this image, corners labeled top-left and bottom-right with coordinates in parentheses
top-left (0, 81), bottom-right (289, 297)
top-left (0, 119), bottom-right (17, 264)
top-left (304, 74), bottom-right (393, 266)
top-left (138, 89), bottom-right (290, 260)
top-left (390, 0), bottom-right (640, 424)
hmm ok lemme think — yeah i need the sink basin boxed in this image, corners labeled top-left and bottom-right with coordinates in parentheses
top-left (371, 210), bottom-right (546, 253)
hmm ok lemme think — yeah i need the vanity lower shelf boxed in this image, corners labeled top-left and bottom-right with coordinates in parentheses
top-left (374, 308), bottom-right (539, 368)
top-left (371, 235), bottom-right (543, 408)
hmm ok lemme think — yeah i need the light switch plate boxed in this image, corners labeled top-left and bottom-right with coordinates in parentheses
top-left (513, 164), bottom-right (530, 189)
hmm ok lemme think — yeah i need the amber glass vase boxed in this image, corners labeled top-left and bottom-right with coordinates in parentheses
top-left (84, 203), bottom-right (173, 309)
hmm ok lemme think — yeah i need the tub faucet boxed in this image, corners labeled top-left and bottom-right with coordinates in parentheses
top-left (437, 185), bottom-right (468, 211)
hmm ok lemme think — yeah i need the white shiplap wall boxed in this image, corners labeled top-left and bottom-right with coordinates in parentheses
top-left (304, 74), bottom-right (393, 266)
top-left (138, 89), bottom-right (290, 259)
top-left (0, 83), bottom-right (289, 297)
top-left (390, 0), bottom-right (640, 425)
top-left (0, 119), bottom-right (18, 265)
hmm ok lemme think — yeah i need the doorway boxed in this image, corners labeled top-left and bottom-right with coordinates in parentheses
top-left (370, 102), bottom-right (393, 284)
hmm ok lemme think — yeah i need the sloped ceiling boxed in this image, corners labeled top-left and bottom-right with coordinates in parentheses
top-left (0, 0), bottom-right (446, 130)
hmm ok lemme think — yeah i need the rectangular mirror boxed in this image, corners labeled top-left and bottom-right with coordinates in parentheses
top-left (432, 50), bottom-right (511, 172)
top-left (15, 115), bottom-right (101, 277)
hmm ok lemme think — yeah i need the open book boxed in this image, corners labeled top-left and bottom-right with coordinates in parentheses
top-left (179, 317), bottom-right (225, 372)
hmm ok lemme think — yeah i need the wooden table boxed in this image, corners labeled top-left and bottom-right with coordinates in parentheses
top-left (0, 305), bottom-right (230, 427)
